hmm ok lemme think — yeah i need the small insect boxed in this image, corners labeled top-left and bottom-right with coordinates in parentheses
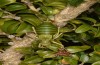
top-left (35, 22), bottom-right (64, 49)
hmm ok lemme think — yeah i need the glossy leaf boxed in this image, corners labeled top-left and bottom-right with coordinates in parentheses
top-left (92, 61), bottom-right (100, 65)
top-left (50, 61), bottom-right (58, 65)
top-left (0, 0), bottom-right (16, 7)
top-left (45, 2), bottom-right (66, 9)
top-left (70, 19), bottom-right (82, 24)
top-left (80, 17), bottom-right (97, 24)
top-left (80, 54), bottom-right (89, 63)
top-left (19, 14), bottom-right (42, 27)
top-left (1, 20), bottom-right (18, 33)
top-left (94, 44), bottom-right (100, 52)
top-left (16, 22), bottom-right (33, 36)
top-left (5, 3), bottom-right (27, 11)
top-left (15, 47), bottom-right (33, 54)
top-left (0, 11), bottom-right (3, 17)
top-left (41, 6), bottom-right (53, 15)
top-left (7, 21), bottom-right (20, 34)
top-left (63, 57), bottom-right (78, 65)
top-left (71, 54), bottom-right (79, 60)
top-left (66, 45), bottom-right (91, 53)
top-left (23, 56), bottom-right (44, 64)
top-left (75, 24), bottom-right (92, 33)
top-left (36, 50), bottom-right (55, 58)
top-left (15, 22), bottom-right (27, 33)
top-left (89, 52), bottom-right (100, 63)
top-left (94, 27), bottom-right (100, 37)
top-left (47, 43), bottom-right (61, 52)
top-left (59, 27), bottom-right (73, 33)
top-left (67, 0), bottom-right (84, 6)
top-left (41, 60), bottom-right (53, 65)
top-left (0, 19), bottom-right (6, 27)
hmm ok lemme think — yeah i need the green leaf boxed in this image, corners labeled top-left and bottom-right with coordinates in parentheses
top-left (0, 18), bottom-right (6, 26)
top-left (7, 21), bottom-right (20, 34)
top-left (45, 2), bottom-right (66, 9)
top-left (66, 45), bottom-right (91, 53)
top-left (41, 6), bottom-right (53, 15)
top-left (47, 43), bottom-right (62, 52)
top-left (50, 61), bottom-right (58, 65)
top-left (5, 3), bottom-right (27, 11)
top-left (89, 52), bottom-right (100, 63)
top-left (94, 27), bottom-right (100, 37)
top-left (36, 50), bottom-right (56, 58)
top-left (19, 14), bottom-right (42, 27)
top-left (0, 0), bottom-right (16, 7)
top-left (63, 57), bottom-right (78, 65)
top-left (94, 44), bottom-right (100, 52)
top-left (15, 22), bottom-right (27, 33)
top-left (23, 56), bottom-right (44, 64)
top-left (80, 17), bottom-right (97, 24)
top-left (0, 11), bottom-right (3, 17)
top-left (68, 0), bottom-right (84, 6)
top-left (16, 22), bottom-right (33, 36)
top-left (92, 61), bottom-right (100, 65)
top-left (80, 54), bottom-right (89, 63)
top-left (75, 24), bottom-right (92, 33)
top-left (41, 60), bottom-right (53, 65)
top-left (15, 47), bottom-right (33, 54)
top-left (1, 20), bottom-right (18, 33)
top-left (70, 19), bottom-right (82, 24)
top-left (71, 54), bottom-right (79, 60)
top-left (59, 27), bottom-right (73, 33)
top-left (94, 23), bottom-right (100, 26)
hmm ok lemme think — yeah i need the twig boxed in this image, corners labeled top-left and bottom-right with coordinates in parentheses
top-left (21, 0), bottom-right (38, 12)
top-left (0, 9), bottom-right (22, 22)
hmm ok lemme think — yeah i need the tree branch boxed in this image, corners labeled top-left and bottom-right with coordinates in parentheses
top-left (0, 32), bottom-right (36, 65)
top-left (54, 0), bottom-right (98, 27)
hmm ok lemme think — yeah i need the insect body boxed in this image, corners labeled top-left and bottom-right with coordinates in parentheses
top-left (36, 22), bottom-right (58, 35)
top-left (35, 22), bottom-right (64, 50)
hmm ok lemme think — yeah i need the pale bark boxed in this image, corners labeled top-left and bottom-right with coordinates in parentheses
top-left (54, 0), bottom-right (98, 27)
top-left (0, 33), bottom-right (36, 65)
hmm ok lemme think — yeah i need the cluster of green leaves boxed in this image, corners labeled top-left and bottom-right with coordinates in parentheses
top-left (15, 42), bottom-right (92, 65)
top-left (0, 0), bottom-right (100, 65)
